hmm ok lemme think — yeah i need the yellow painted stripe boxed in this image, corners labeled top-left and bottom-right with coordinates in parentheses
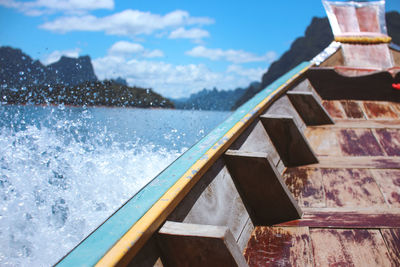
top-left (96, 64), bottom-right (311, 266)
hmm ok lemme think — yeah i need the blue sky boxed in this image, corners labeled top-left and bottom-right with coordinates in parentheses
top-left (0, 0), bottom-right (399, 98)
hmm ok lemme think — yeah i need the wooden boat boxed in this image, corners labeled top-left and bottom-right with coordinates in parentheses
top-left (57, 1), bottom-right (400, 266)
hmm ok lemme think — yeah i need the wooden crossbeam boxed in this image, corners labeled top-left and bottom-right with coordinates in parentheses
top-left (260, 115), bottom-right (318, 167)
top-left (224, 150), bottom-right (302, 225)
top-left (287, 91), bottom-right (334, 125)
top-left (305, 156), bottom-right (400, 169)
top-left (275, 210), bottom-right (400, 228)
top-left (157, 221), bottom-right (248, 267)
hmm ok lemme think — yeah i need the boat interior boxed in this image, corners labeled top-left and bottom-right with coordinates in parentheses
top-left (57, 1), bottom-right (400, 266)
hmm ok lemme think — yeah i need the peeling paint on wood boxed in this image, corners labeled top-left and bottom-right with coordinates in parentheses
top-left (340, 100), bottom-right (365, 119)
top-left (244, 227), bottom-right (313, 267)
top-left (374, 129), bottom-right (400, 156)
top-left (322, 100), bottom-right (346, 118)
top-left (276, 211), bottom-right (400, 228)
top-left (325, 119), bottom-right (400, 129)
top-left (338, 129), bottom-right (384, 156)
top-left (370, 169), bottom-right (400, 208)
top-left (283, 167), bottom-right (326, 208)
top-left (381, 228), bottom-right (400, 265)
top-left (321, 168), bottom-right (386, 208)
top-left (307, 156), bottom-right (400, 169)
top-left (310, 229), bottom-right (394, 266)
top-left (305, 128), bottom-right (341, 156)
top-left (362, 101), bottom-right (399, 120)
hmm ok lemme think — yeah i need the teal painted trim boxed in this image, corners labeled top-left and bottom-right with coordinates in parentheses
top-left (57, 61), bottom-right (311, 266)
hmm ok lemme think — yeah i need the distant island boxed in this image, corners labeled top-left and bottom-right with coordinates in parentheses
top-left (0, 46), bottom-right (174, 108)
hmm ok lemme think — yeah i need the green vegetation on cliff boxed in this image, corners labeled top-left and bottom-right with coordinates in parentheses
top-left (1, 80), bottom-right (174, 108)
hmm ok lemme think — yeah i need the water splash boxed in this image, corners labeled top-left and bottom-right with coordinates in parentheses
top-left (0, 105), bottom-right (230, 266)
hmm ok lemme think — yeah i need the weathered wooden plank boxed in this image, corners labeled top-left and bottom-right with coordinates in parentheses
top-left (342, 43), bottom-right (394, 69)
top-left (381, 228), bottom-right (400, 265)
top-left (362, 101), bottom-right (399, 120)
top-left (289, 78), bottom-right (313, 92)
top-left (276, 211), bottom-right (400, 228)
top-left (158, 221), bottom-right (248, 267)
top-left (237, 217), bottom-right (254, 252)
top-left (310, 229), bottom-right (394, 266)
top-left (168, 159), bottom-right (250, 244)
top-left (373, 128), bottom-right (400, 156)
top-left (322, 100), bottom-right (346, 118)
top-left (389, 101), bottom-right (400, 116)
top-left (337, 128), bottom-right (385, 156)
top-left (307, 128), bottom-right (386, 157)
top-left (318, 119), bottom-right (400, 129)
top-left (340, 100), bottom-right (365, 119)
top-left (264, 95), bottom-right (306, 131)
top-left (321, 168), bottom-right (386, 208)
top-left (287, 91), bottom-right (334, 125)
top-left (224, 150), bottom-right (302, 225)
top-left (244, 226), bottom-right (313, 267)
top-left (229, 119), bottom-right (280, 166)
top-left (306, 156), bottom-right (400, 169)
top-left (260, 115), bottom-right (318, 166)
top-left (304, 128), bottom-right (342, 156)
top-left (370, 169), bottom-right (400, 208)
top-left (283, 167), bottom-right (325, 208)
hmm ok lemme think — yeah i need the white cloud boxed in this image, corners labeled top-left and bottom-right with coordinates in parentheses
top-left (108, 41), bottom-right (164, 58)
top-left (109, 41), bottom-right (145, 55)
top-left (41, 48), bottom-right (81, 65)
top-left (0, 0), bottom-right (114, 16)
top-left (168, 27), bottom-right (210, 40)
top-left (93, 52), bottom-right (267, 98)
top-left (39, 9), bottom-right (214, 39)
top-left (144, 49), bottom-right (164, 58)
top-left (227, 65), bottom-right (266, 81)
top-left (186, 46), bottom-right (277, 64)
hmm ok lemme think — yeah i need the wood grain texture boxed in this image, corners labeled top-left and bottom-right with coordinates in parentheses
top-left (287, 91), bottom-right (334, 126)
top-left (283, 167), bottom-right (325, 208)
top-left (362, 101), bottom-right (399, 120)
top-left (340, 100), bottom-right (365, 119)
top-left (342, 43), bottom-right (394, 69)
top-left (374, 128), bottom-right (400, 156)
top-left (237, 218), bottom-right (254, 253)
top-left (244, 227), bottom-right (313, 267)
top-left (370, 169), bottom-right (400, 208)
top-left (322, 100), bottom-right (346, 119)
top-left (323, 119), bottom-right (400, 129)
top-left (158, 221), bottom-right (248, 267)
top-left (260, 115), bottom-right (318, 166)
top-left (289, 78), bottom-right (313, 93)
top-left (337, 129), bottom-right (384, 156)
top-left (321, 168), bottom-right (386, 208)
top-left (224, 150), bottom-right (302, 225)
top-left (305, 128), bottom-right (342, 156)
top-left (306, 156), bottom-right (400, 169)
top-left (310, 229), bottom-right (394, 266)
top-left (381, 228), bottom-right (400, 265)
top-left (229, 119), bottom-right (280, 166)
top-left (265, 95), bottom-right (306, 131)
top-left (168, 159), bottom-right (250, 244)
top-left (276, 211), bottom-right (400, 228)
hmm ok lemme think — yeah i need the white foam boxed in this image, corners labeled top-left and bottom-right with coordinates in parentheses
top-left (0, 106), bottom-right (185, 266)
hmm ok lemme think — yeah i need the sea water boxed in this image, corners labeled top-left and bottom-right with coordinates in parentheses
top-left (0, 105), bottom-right (230, 266)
